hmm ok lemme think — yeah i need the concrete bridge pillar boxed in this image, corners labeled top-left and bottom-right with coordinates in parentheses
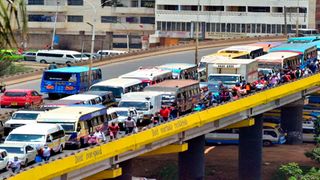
top-left (115, 159), bottom-right (132, 180)
top-left (281, 99), bottom-right (304, 144)
top-left (239, 115), bottom-right (263, 180)
top-left (178, 135), bottom-right (205, 180)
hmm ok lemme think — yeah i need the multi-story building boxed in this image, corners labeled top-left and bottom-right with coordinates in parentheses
top-left (155, 0), bottom-right (318, 41)
top-left (24, 0), bottom-right (155, 51)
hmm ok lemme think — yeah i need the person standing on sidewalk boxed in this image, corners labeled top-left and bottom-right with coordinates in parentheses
top-left (42, 144), bottom-right (51, 161)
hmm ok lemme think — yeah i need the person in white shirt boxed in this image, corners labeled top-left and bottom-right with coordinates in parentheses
top-left (93, 128), bottom-right (106, 142)
top-left (42, 144), bottom-right (51, 161)
top-left (7, 156), bottom-right (21, 173)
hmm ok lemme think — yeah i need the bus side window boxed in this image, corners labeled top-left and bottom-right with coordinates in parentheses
top-left (77, 123), bottom-right (82, 132)
top-left (86, 120), bottom-right (93, 134)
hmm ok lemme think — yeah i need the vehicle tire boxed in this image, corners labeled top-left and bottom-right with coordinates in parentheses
top-left (0, 105), bottom-right (4, 108)
top-left (24, 159), bottom-right (28, 167)
top-left (48, 93), bottom-right (56, 99)
top-left (263, 140), bottom-right (272, 147)
top-left (58, 145), bottom-right (63, 153)
top-left (66, 61), bottom-right (71, 66)
top-left (40, 60), bottom-right (47, 64)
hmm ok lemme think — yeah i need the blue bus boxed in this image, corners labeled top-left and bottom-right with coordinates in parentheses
top-left (269, 43), bottom-right (317, 68)
top-left (287, 36), bottom-right (320, 43)
top-left (41, 66), bottom-right (102, 99)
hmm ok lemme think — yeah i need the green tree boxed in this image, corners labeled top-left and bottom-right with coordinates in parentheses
top-left (0, 0), bottom-right (27, 76)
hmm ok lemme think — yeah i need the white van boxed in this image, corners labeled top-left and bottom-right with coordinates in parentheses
top-left (5, 123), bottom-right (66, 153)
top-left (118, 91), bottom-right (163, 120)
top-left (97, 50), bottom-right (127, 57)
top-left (36, 50), bottom-right (89, 64)
top-left (4, 110), bottom-right (44, 136)
top-left (60, 94), bottom-right (103, 105)
top-left (89, 78), bottom-right (144, 101)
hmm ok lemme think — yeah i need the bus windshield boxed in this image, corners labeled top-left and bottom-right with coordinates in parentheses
top-left (119, 101), bottom-right (149, 111)
top-left (12, 113), bottom-right (39, 120)
top-left (89, 86), bottom-right (123, 98)
top-left (43, 72), bottom-right (76, 81)
top-left (208, 75), bottom-right (239, 84)
top-left (6, 134), bottom-right (45, 142)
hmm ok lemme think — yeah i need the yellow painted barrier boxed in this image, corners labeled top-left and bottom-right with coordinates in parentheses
top-left (9, 73), bottom-right (320, 180)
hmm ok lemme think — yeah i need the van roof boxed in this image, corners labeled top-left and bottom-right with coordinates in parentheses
top-left (9, 123), bottom-right (62, 135)
top-left (37, 105), bottom-right (106, 122)
top-left (13, 110), bottom-right (43, 114)
top-left (206, 58), bottom-right (257, 64)
top-left (146, 80), bottom-right (199, 89)
top-left (201, 54), bottom-right (231, 63)
top-left (37, 50), bottom-right (81, 54)
top-left (91, 78), bottom-right (142, 88)
top-left (97, 50), bottom-right (127, 53)
top-left (119, 68), bottom-right (172, 80)
top-left (61, 94), bottom-right (100, 101)
top-left (121, 91), bottom-right (164, 100)
top-left (157, 63), bottom-right (196, 71)
top-left (255, 52), bottom-right (300, 62)
top-left (218, 45), bottom-right (263, 53)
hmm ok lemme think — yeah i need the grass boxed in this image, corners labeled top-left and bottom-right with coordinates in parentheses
top-left (0, 62), bottom-right (32, 76)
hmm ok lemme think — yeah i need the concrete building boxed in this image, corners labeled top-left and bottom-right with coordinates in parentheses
top-left (24, 0), bottom-right (155, 51)
top-left (155, 0), bottom-right (318, 41)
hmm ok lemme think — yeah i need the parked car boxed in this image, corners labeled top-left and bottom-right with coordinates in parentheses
top-left (0, 149), bottom-right (9, 170)
top-left (82, 53), bottom-right (101, 59)
top-left (0, 143), bottom-right (37, 166)
top-left (22, 51), bottom-right (37, 61)
top-left (0, 89), bottom-right (43, 108)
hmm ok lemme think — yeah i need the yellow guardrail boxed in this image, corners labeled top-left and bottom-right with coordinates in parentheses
top-left (9, 73), bottom-right (320, 180)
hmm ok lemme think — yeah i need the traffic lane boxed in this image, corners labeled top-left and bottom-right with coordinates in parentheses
top-left (6, 47), bottom-right (221, 92)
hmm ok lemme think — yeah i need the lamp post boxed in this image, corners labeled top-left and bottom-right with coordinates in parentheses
top-left (116, 21), bottom-right (130, 52)
top-left (51, 0), bottom-right (60, 50)
top-left (194, 0), bottom-right (200, 65)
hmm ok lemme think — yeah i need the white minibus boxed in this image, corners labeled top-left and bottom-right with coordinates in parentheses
top-left (5, 123), bottom-right (66, 153)
top-left (60, 94), bottom-right (103, 105)
top-left (89, 78), bottom-right (144, 101)
top-left (97, 50), bottom-right (127, 57)
top-left (36, 50), bottom-right (89, 64)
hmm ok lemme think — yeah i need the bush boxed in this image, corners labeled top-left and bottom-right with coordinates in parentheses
top-left (275, 163), bottom-right (320, 180)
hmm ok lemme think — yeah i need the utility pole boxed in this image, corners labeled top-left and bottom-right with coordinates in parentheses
top-left (194, 0), bottom-right (200, 65)
top-left (284, 6), bottom-right (288, 36)
top-left (51, 0), bottom-right (60, 49)
top-left (296, 6), bottom-right (299, 37)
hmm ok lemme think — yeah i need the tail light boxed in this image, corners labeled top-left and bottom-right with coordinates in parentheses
top-left (65, 86), bottom-right (74, 90)
top-left (46, 85), bottom-right (54, 89)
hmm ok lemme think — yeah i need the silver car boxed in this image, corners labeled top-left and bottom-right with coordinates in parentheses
top-left (23, 52), bottom-right (37, 61)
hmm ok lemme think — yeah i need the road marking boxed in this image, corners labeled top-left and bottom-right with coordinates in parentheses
top-left (204, 146), bottom-right (216, 154)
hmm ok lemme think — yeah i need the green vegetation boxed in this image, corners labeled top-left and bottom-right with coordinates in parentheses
top-left (274, 163), bottom-right (320, 180)
top-left (0, 0), bottom-right (28, 77)
top-left (156, 163), bottom-right (178, 180)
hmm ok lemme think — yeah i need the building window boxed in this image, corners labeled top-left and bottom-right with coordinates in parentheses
top-left (126, 17), bottom-right (139, 23)
top-left (167, 22), bottom-right (172, 31)
top-left (161, 22), bottom-right (166, 30)
top-left (141, 0), bottom-right (155, 8)
top-left (177, 22), bottom-right (181, 31)
top-left (28, 14), bottom-right (54, 22)
top-left (248, 6), bottom-right (270, 13)
top-left (101, 16), bottom-right (118, 23)
top-left (252, 24), bottom-right (256, 33)
top-left (181, 5), bottom-right (200, 11)
top-left (163, 5), bottom-right (179, 10)
top-left (140, 17), bottom-right (155, 24)
top-left (28, 0), bottom-right (44, 5)
top-left (241, 24), bottom-right (245, 33)
top-left (157, 22), bottom-right (161, 30)
top-left (262, 24), bottom-right (266, 33)
top-left (204, 6), bottom-right (224, 11)
top-left (68, 0), bottom-right (83, 6)
top-left (67, 15), bottom-right (83, 22)
top-left (181, 22), bottom-right (186, 31)
top-left (186, 22), bottom-right (191, 31)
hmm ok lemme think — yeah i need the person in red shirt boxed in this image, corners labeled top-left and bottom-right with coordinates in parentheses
top-left (159, 106), bottom-right (171, 122)
top-left (108, 122), bottom-right (120, 139)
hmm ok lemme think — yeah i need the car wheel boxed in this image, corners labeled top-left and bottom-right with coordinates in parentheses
top-left (24, 159), bottom-right (28, 167)
top-left (66, 61), bottom-right (71, 65)
top-left (263, 140), bottom-right (272, 147)
top-left (0, 105), bottom-right (4, 108)
top-left (40, 60), bottom-right (47, 64)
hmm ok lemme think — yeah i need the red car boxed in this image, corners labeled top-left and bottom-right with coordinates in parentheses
top-left (0, 89), bottom-right (43, 108)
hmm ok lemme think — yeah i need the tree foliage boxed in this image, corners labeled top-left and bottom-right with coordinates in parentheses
top-left (0, 0), bottom-right (27, 76)
top-left (277, 163), bottom-right (320, 180)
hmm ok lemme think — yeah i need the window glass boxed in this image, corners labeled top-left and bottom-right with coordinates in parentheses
top-left (67, 15), bottom-right (83, 22)
top-left (101, 16), bottom-right (118, 23)
top-left (68, 0), bottom-right (83, 6)
top-left (28, 0), bottom-right (44, 5)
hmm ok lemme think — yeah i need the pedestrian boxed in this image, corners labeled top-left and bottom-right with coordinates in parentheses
top-left (7, 156), bottom-right (21, 173)
top-left (169, 103), bottom-right (179, 119)
top-left (42, 144), bottom-right (51, 161)
top-left (35, 145), bottom-right (43, 163)
top-left (124, 117), bottom-right (136, 134)
top-left (159, 105), bottom-right (171, 122)
top-left (93, 127), bottom-right (106, 142)
top-left (88, 132), bottom-right (98, 145)
top-left (152, 112), bottom-right (161, 125)
top-left (108, 122), bottom-right (120, 139)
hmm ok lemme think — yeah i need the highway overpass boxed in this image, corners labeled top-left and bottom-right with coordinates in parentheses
top-left (6, 72), bottom-right (320, 180)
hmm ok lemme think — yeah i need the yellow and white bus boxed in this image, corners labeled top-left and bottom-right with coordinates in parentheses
top-left (37, 105), bottom-right (112, 149)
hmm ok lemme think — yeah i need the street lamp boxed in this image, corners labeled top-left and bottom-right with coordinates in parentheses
top-left (194, 0), bottom-right (200, 65)
top-left (51, 0), bottom-right (60, 50)
top-left (84, 0), bottom-right (97, 86)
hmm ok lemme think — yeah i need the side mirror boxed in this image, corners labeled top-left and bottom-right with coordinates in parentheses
top-left (150, 105), bottom-right (153, 109)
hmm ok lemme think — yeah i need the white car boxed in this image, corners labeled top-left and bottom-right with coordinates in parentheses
top-left (0, 149), bottom-right (9, 170)
top-left (108, 107), bottom-right (138, 130)
top-left (0, 143), bottom-right (37, 166)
